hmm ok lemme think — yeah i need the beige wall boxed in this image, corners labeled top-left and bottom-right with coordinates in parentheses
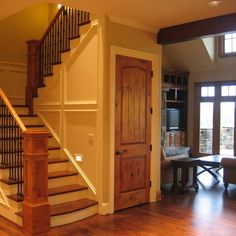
top-left (0, 62), bottom-right (26, 103)
top-left (0, 2), bottom-right (56, 63)
top-left (0, 2), bottom-right (58, 102)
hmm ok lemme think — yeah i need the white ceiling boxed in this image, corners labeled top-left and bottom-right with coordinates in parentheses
top-left (1, 0), bottom-right (236, 32)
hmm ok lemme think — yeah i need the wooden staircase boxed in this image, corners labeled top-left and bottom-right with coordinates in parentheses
top-left (0, 6), bottom-right (97, 234)
top-left (0, 103), bottom-right (97, 227)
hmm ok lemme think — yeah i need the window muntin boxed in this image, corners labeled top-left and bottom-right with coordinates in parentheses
top-left (201, 86), bottom-right (215, 97)
top-left (224, 33), bottom-right (236, 54)
top-left (221, 85), bottom-right (236, 96)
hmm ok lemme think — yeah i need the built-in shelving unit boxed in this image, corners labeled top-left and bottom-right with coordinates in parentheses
top-left (162, 71), bottom-right (189, 147)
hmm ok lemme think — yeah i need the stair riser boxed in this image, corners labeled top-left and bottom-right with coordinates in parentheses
top-left (0, 183), bottom-right (18, 197)
top-left (20, 117), bottom-right (42, 126)
top-left (50, 204), bottom-right (98, 227)
top-left (70, 24), bottom-right (90, 49)
top-left (0, 169), bottom-right (12, 179)
top-left (1, 175), bottom-right (78, 195)
top-left (48, 149), bottom-right (61, 158)
top-left (13, 107), bottom-right (29, 115)
top-left (0, 162), bottom-right (68, 180)
top-left (6, 189), bottom-right (88, 211)
top-left (61, 51), bottom-right (70, 63)
top-left (48, 137), bottom-right (59, 147)
top-left (5, 198), bottom-right (22, 212)
top-left (49, 189), bottom-right (88, 205)
top-left (48, 175), bottom-right (78, 188)
top-left (9, 98), bottom-right (25, 105)
top-left (0, 204), bottom-right (22, 227)
top-left (48, 162), bottom-right (69, 172)
top-left (52, 64), bottom-right (62, 75)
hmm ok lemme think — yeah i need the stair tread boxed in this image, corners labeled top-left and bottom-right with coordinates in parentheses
top-left (50, 198), bottom-right (97, 216)
top-left (16, 198), bottom-right (97, 217)
top-left (12, 105), bottom-right (29, 108)
top-left (48, 146), bottom-right (60, 150)
top-left (0, 163), bottom-right (22, 169)
top-left (48, 184), bottom-right (88, 196)
top-left (0, 178), bottom-right (20, 185)
top-left (7, 194), bottom-right (24, 202)
top-left (25, 124), bottom-right (44, 128)
top-left (48, 157), bottom-right (68, 164)
top-left (19, 114), bottom-right (38, 117)
top-left (48, 170), bottom-right (77, 179)
top-left (1, 171), bottom-right (77, 185)
top-left (0, 164), bottom-right (9, 169)
top-left (0, 157), bottom-right (63, 169)
top-left (8, 184), bottom-right (87, 202)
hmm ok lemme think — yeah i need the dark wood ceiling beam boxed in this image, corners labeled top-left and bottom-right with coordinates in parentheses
top-left (157, 13), bottom-right (236, 45)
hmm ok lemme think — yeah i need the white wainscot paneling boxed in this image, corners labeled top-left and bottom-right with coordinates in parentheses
top-left (64, 110), bottom-right (97, 188)
top-left (36, 72), bottom-right (61, 105)
top-left (65, 31), bottom-right (98, 103)
top-left (37, 110), bottom-right (62, 142)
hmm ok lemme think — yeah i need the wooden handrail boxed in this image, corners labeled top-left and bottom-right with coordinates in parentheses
top-left (40, 6), bottom-right (65, 42)
top-left (0, 88), bottom-right (26, 131)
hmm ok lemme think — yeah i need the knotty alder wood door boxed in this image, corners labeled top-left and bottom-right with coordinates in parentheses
top-left (115, 55), bottom-right (152, 211)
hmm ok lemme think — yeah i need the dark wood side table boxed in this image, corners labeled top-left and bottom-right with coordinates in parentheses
top-left (171, 158), bottom-right (199, 193)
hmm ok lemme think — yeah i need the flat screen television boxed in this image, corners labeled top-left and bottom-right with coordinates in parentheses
top-left (166, 108), bottom-right (183, 131)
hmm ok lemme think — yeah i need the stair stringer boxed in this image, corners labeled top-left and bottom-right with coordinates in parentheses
top-left (33, 19), bottom-right (101, 225)
top-left (35, 19), bottom-right (99, 197)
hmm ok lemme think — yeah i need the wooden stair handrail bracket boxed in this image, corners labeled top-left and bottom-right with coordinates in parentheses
top-left (25, 6), bottom-right (90, 114)
top-left (23, 130), bottom-right (50, 236)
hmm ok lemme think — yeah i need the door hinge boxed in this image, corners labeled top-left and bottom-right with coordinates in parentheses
top-left (150, 70), bottom-right (153, 78)
top-left (150, 180), bottom-right (152, 187)
top-left (150, 107), bottom-right (153, 114)
top-left (150, 144), bottom-right (152, 151)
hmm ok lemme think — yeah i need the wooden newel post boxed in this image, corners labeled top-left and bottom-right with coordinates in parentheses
top-left (23, 130), bottom-right (50, 236)
top-left (26, 40), bottom-right (40, 115)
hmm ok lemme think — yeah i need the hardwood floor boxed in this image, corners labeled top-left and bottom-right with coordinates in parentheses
top-left (1, 171), bottom-right (236, 236)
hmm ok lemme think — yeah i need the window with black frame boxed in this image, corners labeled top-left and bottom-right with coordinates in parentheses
top-left (219, 33), bottom-right (236, 57)
top-left (194, 82), bottom-right (236, 156)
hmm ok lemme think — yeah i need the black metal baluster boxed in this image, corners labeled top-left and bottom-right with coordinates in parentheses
top-left (2, 103), bottom-right (6, 165)
top-left (19, 128), bottom-right (23, 196)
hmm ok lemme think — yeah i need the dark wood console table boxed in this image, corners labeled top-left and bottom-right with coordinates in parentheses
top-left (171, 158), bottom-right (199, 193)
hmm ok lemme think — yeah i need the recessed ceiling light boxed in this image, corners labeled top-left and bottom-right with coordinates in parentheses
top-left (208, 0), bottom-right (222, 7)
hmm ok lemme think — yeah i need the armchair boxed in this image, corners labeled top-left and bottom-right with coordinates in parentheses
top-left (221, 157), bottom-right (236, 190)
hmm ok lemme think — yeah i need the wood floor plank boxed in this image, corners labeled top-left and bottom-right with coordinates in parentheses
top-left (2, 172), bottom-right (236, 235)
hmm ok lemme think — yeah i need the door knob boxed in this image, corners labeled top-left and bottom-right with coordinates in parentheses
top-left (115, 149), bottom-right (126, 155)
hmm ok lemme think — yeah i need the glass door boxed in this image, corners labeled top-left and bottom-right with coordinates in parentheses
top-left (220, 102), bottom-right (235, 156)
top-left (199, 102), bottom-right (214, 154)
